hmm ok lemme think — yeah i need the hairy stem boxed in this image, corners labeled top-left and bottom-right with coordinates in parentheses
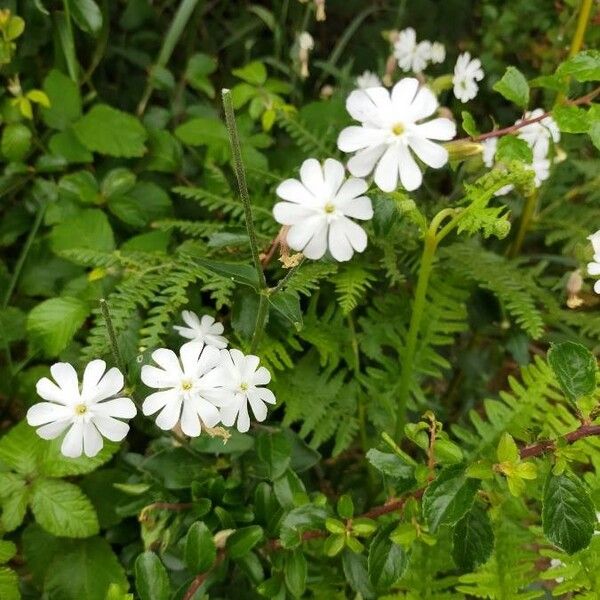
top-left (250, 292), bottom-right (270, 354)
top-left (99, 299), bottom-right (126, 375)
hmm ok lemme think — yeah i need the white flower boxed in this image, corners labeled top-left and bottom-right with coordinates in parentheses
top-left (356, 70), bottom-right (382, 89)
top-left (337, 78), bottom-right (456, 192)
top-left (27, 361), bottom-right (136, 458)
top-left (141, 342), bottom-right (226, 436)
top-left (530, 155), bottom-right (550, 187)
top-left (430, 42), bottom-right (446, 64)
top-left (217, 349), bottom-right (275, 433)
top-left (549, 558), bottom-right (565, 584)
top-left (453, 52), bottom-right (484, 103)
top-left (517, 109), bottom-right (560, 158)
top-left (274, 158), bottom-right (373, 261)
top-left (587, 230), bottom-right (600, 294)
top-left (298, 31), bottom-right (314, 51)
top-left (393, 28), bottom-right (431, 73)
top-left (174, 311), bottom-right (228, 349)
top-left (482, 138), bottom-right (497, 168)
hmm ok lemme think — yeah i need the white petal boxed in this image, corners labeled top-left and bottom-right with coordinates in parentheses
top-left (143, 389), bottom-right (179, 416)
top-left (409, 86), bottom-right (438, 121)
top-left (365, 87), bottom-right (393, 114)
top-left (242, 355), bottom-right (260, 381)
top-left (141, 365), bottom-right (179, 389)
top-left (328, 219), bottom-right (354, 262)
top-left (337, 127), bottom-right (387, 152)
top-left (173, 326), bottom-right (198, 341)
top-left (374, 144), bottom-right (400, 192)
top-left (323, 159), bottom-right (346, 195)
top-left (93, 415), bottom-right (129, 442)
top-left (253, 366), bottom-right (271, 386)
top-left (247, 391), bottom-right (268, 422)
top-left (595, 280), bottom-right (600, 295)
top-left (180, 341), bottom-right (202, 377)
top-left (61, 421), bottom-right (84, 458)
top-left (83, 422), bottom-right (104, 457)
top-left (50, 363), bottom-right (79, 398)
top-left (340, 218), bottom-right (368, 253)
top-left (273, 202), bottom-right (315, 226)
top-left (180, 400), bottom-right (201, 437)
top-left (415, 118), bottom-right (456, 141)
top-left (391, 78), bottom-right (419, 111)
top-left (151, 348), bottom-right (182, 376)
top-left (198, 345), bottom-right (222, 374)
top-left (256, 387), bottom-right (276, 405)
top-left (346, 89), bottom-right (379, 123)
top-left (27, 402), bottom-right (71, 426)
top-left (36, 419), bottom-right (72, 440)
top-left (197, 399), bottom-right (221, 428)
top-left (347, 145), bottom-right (387, 177)
top-left (335, 177), bottom-right (368, 202)
top-left (235, 401), bottom-right (251, 433)
top-left (182, 310), bottom-right (201, 328)
top-left (81, 360), bottom-right (106, 396)
top-left (397, 144), bottom-right (422, 191)
top-left (36, 377), bottom-right (69, 405)
top-left (229, 349), bottom-right (246, 371)
top-left (587, 262), bottom-right (600, 276)
top-left (87, 367), bottom-right (123, 403)
top-left (219, 400), bottom-right (240, 428)
top-left (155, 397), bottom-right (183, 430)
top-left (302, 222), bottom-right (328, 260)
top-left (287, 215), bottom-right (326, 252)
top-left (299, 159), bottom-right (325, 196)
top-left (339, 196), bottom-right (373, 220)
top-left (276, 179), bottom-right (315, 205)
top-left (409, 136), bottom-right (448, 168)
top-left (94, 397), bottom-right (137, 419)
top-left (205, 333), bottom-right (228, 350)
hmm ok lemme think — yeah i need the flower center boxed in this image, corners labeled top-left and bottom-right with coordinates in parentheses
top-left (74, 403), bottom-right (88, 415)
top-left (240, 382), bottom-right (249, 392)
top-left (324, 202), bottom-right (336, 214)
top-left (392, 122), bottom-right (405, 136)
top-left (181, 379), bottom-right (193, 391)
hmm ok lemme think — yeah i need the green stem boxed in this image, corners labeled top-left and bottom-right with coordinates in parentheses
top-left (250, 292), bottom-right (270, 354)
top-left (136, 0), bottom-right (200, 115)
top-left (568, 0), bottom-right (593, 58)
top-left (2, 203), bottom-right (46, 308)
top-left (347, 315), bottom-right (368, 453)
top-left (395, 232), bottom-right (438, 439)
top-left (99, 298), bottom-right (126, 374)
top-left (508, 190), bottom-right (538, 258)
top-left (222, 89), bottom-right (267, 292)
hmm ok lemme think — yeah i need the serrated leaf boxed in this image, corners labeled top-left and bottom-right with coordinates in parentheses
top-left (42, 69), bottom-right (82, 129)
top-left (542, 473), bottom-right (595, 554)
top-left (493, 66), bottom-right (529, 108)
top-left (548, 341), bottom-right (597, 403)
top-left (452, 504), bottom-right (494, 570)
top-left (50, 208), bottom-right (115, 253)
top-left (556, 50), bottom-right (600, 82)
top-left (496, 135), bottom-right (532, 163)
top-left (366, 449), bottom-right (416, 491)
top-left (134, 552), bottom-right (170, 600)
top-left (367, 523), bottom-right (409, 589)
top-left (233, 61), bottom-right (267, 85)
top-left (552, 104), bottom-right (591, 133)
top-left (0, 566), bottom-right (19, 600)
top-left (30, 478), bottom-right (99, 538)
top-left (461, 111), bottom-right (480, 136)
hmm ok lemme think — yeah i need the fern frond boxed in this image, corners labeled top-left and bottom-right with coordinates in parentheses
top-left (276, 110), bottom-right (332, 156)
top-left (333, 263), bottom-right (375, 314)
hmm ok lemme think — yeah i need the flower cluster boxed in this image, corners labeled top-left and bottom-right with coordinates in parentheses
top-left (393, 27), bottom-right (445, 74)
top-left (27, 312), bottom-right (275, 457)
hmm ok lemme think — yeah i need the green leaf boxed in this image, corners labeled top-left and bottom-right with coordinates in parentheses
top-left (284, 549), bottom-right (307, 598)
top-left (73, 105), bottom-right (147, 157)
top-left (556, 50), bottom-right (600, 82)
top-left (0, 541), bottom-right (16, 564)
top-left (185, 522), bottom-right (216, 572)
top-left (552, 104), bottom-right (591, 133)
top-left (198, 259), bottom-right (259, 289)
top-left (273, 469), bottom-right (307, 509)
top-left (59, 171), bottom-right (99, 204)
top-left (422, 465), bottom-right (480, 532)
top-left (233, 61), bottom-right (267, 85)
top-left (496, 432), bottom-right (519, 463)
top-left (368, 523), bottom-right (409, 589)
top-left (548, 341), bottom-right (597, 403)
top-left (146, 129), bottom-right (182, 173)
top-left (542, 473), bottom-right (595, 554)
top-left (255, 431), bottom-right (292, 480)
top-left (174, 117), bottom-right (229, 161)
top-left (452, 504), bottom-right (494, 570)
top-left (493, 66), bottom-right (529, 108)
top-left (279, 505), bottom-right (328, 549)
top-left (269, 290), bottom-right (302, 330)
top-left (40, 440), bottom-right (119, 477)
top-left (185, 53), bottom-right (217, 97)
top-left (101, 168), bottom-right (136, 198)
top-left (227, 525), bottom-right (264, 558)
top-left (30, 478), bottom-right (99, 538)
top-left (27, 296), bottom-right (89, 356)
top-left (51, 209), bottom-right (115, 253)
top-left (134, 552), bottom-right (170, 600)
top-left (1, 123), bottom-right (31, 162)
top-left (0, 567), bottom-right (19, 600)
top-left (0, 422), bottom-right (39, 474)
top-left (42, 69), bottom-right (82, 129)
top-left (589, 120), bottom-right (600, 151)
top-left (49, 129), bottom-right (93, 163)
top-left (342, 550), bottom-right (376, 599)
top-left (69, 0), bottom-right (103, 35)
top-left (366, 449), bottom-right (416, 491)
top-left (0, 481), bottom-right (28, 531)
top-left (461, 111), bottom-right (480, 137)
top-left (495, 135), bottom-right (532, 163)
top-left (337, 495), bottom-right (354, 519)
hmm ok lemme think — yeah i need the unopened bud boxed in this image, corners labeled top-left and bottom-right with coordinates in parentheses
top-left (315, 0), bottom-right (326, 21)
top-left (213, 529), bottom-right (234, 549)
top-left (566, 269), bottom-right (584, 309)
top-left (444, 140), bottom-right (483, 161)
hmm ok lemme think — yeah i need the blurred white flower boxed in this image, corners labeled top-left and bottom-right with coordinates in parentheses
top-left (430, 42), bottom-right (446, 64)
top-left (517, 109), bottom-right (560, 158)
top-left (530, 155), bottom-right (550, 187)
top-left (141, 343), bottom-right (225, 436)
top-left (28, 361), bottom-right (136, 458)
top-left (337, 78), bottom-right (456, 192)
top-left (587, 230), bottom-right (600, 294)
top-left (274, 158), bottom-right (372, 261)
top-left (298, 31), bottom-right (315, 78)
top-left (453, 52), bottom-right (484, 102)
top-left (174, 311), bottom-right (228, 349)
top-left (356, 70), bottom-right (382, 89)
top-left (298, 31), bottom-right (314, 51)
top-left (218, 349), bottom-right (276, 433)
top-left (549, 558), bottom-right (565, 584)
top-left (393, 28), bottom-right (431, 73)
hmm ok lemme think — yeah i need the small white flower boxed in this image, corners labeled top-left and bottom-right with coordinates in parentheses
top-left (430, 42), bottom-right (446, 64)
top-left (516, 109), bottom-right (560, 158)
top-left (141, 342), bottom-right (226, 436)
top-left (174, 311), bottom-right (228, 349)
top-left (587, 230), bottom-right (600, 294)
top-left (549, 558), bottom-right (565, 584)
top-left (393, 28), bottom-right (431, 73)
top-left (274, 158), bottom-right (373, 261)
top-left (337, 78), bottom-right (456, 192)
top-left (356, 70), bottom-right (382, 89)
top-left (482, 138), bottom-right (497, 168)
top-left (298, 31), bottom-right (314, 51)
top-left (453, 52), bottom-right (484, 103)
top-left (530, 155), bottom-right (550, 187)
top-left (27, 361), bottom-right (136, 458)
top-left (218, 349), bottom-right (275, 433)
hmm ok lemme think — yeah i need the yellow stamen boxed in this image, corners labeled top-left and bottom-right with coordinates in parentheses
top-left (240, 382), bottom-right (249, 392)
top-left (74, 404), bottom-right (87, 415)
top-left (181, 380), bottom-right (193, 391)
top-left (324, 202), bottom-right (335, 214)
top-left (392, 122), bottom-right (405, 136)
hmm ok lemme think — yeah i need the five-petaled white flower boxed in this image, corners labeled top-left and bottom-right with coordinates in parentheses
top-left (393, 28), bottom-right (431, 74)
top-left (587, 230), bottom-right (600, 294)
top-left (27, 361), bottom-right (136, 458)
top-left (453, 52), bottom-right (484, 103)
top-left (337, 78), bottom-right (456, 192)
top-left (141, 342), bottom-right (225, 436)
top-left (516, 109), bottom-right (560, 158)
top-left (217, 349), bottom-right (276, 433)
top-left (274, 158), bottom-right (373, 261)
top-left (356, 70), bottom-right (382, 89)
top-left (174, 311), bottom-right (228, 349)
